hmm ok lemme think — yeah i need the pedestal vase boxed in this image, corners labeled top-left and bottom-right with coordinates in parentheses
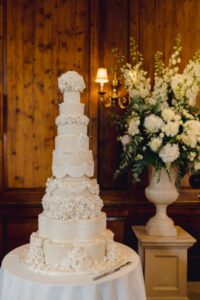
top-left (145, 166), bottom-right (179, 236)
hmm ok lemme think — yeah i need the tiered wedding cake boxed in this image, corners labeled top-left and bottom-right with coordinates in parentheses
top-left (23, 71), bottom-right (124, 273)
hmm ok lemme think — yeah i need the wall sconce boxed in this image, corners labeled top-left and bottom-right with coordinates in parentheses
top-left (95, 68), bottom-right (108, 101)
top-left (96, 68), bottom-right (130, 109)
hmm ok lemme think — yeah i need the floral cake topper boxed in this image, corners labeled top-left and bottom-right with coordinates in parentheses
top-left (58, 71), bottom-right (86, 93)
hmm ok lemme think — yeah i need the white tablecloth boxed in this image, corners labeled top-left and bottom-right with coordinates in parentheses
top-left (0, 244), bottom-right (146, 300)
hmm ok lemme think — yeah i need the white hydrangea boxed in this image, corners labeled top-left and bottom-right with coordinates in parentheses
top-left (181, 134), bottom-right (198, 148)
top-left (120, 134), bottom-right (131, 146)
top-left (183, 120), bottom-right (200, 136)
top-left (144, 114), bottom-right (164, 133)
top-left (159, 143), bottom-right (180, 163)
top-left (149, 137), bottom-right (163, 152)
top-left (161, 108), bottom-right (176, 122)
top-left (135, 154), bottom-right (143, 160)
top-left (194, 160), bottom-right (200, 171)
top-left (58, 71), bottom-right (86, 93)
top-left (128, 118), bottom-right (140, 136)
top-left (162, 121), bottom-right (180, 137)
top-left (188, 152), bottom-right (197, 161)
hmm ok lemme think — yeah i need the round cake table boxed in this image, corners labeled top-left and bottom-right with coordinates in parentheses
top-left (0, 244), bottom-right (146, 300)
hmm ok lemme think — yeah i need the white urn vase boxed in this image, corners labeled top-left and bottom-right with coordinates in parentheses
top-left (145, 166), bottom-right (179, 236)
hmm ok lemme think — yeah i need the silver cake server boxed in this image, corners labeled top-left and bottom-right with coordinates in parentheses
top-left (93, 261), bottom-right (132, 281)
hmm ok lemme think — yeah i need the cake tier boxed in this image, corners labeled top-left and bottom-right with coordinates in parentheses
top-left (57, 124), bottom-right (87, 136)
top-left (43, 237), bottom-right (106, 266)
top-left (55, 135), bottom-right (89, 152)
top-left (39, 212), bottom-right (106, 242)
top-left (42, 177), bottom-right (103, 220)
top-left (63, 91), bottom-right (80, 103)
top-left (59, 102), bottom-right (84, 116)
top-left (25, 229), bottom-right (120, 272)
top-left (52, 150), bottom-right (94, 178)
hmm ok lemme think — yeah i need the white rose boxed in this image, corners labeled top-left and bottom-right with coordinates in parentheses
top-left (149, 137), bottom-right (163, 152)
top-left (161, 108), bottom-right (176, 122)
top-left (159, 143), bottom-right (180, 163)
top-left (128, 118), bottom-right (140, 136)
top-left (120, 135), bottom-right (131, 146)
top-left (162, 121), bottom-right (179, 137)
top-left (144, 114), bottom-right (164, 133)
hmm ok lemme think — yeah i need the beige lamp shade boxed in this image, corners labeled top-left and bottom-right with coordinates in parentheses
top-left (95, 68), bottom-right (108, 84)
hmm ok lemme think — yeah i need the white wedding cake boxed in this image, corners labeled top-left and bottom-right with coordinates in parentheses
top-left (23, 71), bottom-right (126, 273)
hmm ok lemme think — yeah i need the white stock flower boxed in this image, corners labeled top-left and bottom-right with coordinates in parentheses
top-left (149, 137), bottom-right (163, 152)
top-left (159, 143), bottom-right (180, 163)
top-left (162, 121), bottom-right (179, 137)
top-left (161, 108), bottom-right (176, 122)
top-left (128, 118), bottom-right (140, 136)
top-left (152, 77), bottom-right (168, 104)
top-left (144, 114), bottom-right (164, 133)
top-left (120, 135), bottom-right (131, 146)
top-left (171, 74), bottom-right (186, 99)
top-left (123, 63), bottom-right (151, 99)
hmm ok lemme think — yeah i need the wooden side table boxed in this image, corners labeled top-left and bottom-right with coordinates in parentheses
top-left (132, 226), bottom-right (196, 300)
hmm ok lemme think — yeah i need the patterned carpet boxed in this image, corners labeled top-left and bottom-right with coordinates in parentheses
top-left (187, 282), bottom-right (200, 300)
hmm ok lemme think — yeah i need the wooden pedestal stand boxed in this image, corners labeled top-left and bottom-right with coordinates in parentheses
top-left (132, 226), bottom-right (196, 300)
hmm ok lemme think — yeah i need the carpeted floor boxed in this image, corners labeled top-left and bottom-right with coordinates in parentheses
top-left (187, 282), bottom-right (200, 300)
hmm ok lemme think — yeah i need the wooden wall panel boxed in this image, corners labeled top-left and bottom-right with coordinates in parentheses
top-left (5, 0), bottom-right (89, 188)
top-left (88, 0), bottom-right (99, 178)
top-left (99, 0), bottom-right (130, 189)
top-left (0, 218), bottom-right (2, 259)
top-left (6, 217), bottom-right (38, 251)
top-left (0, 0), bottom-right (200, 281)
top-left (0, 0), bottom-right (3, 188)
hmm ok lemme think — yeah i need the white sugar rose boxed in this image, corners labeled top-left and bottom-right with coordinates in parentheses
top-left (162, 121), bottom-right (179, 137)
top-left (161, 108), bottom-right (176, 122)
top-left (120, 134), bottom-right (131, 146)
top-left (159, 143), bottom-right (180, 163)
top-left (128, 118), bottom-right (140, 136)
top-left (58, 71), bottom-right (86, 93)
top-left (144, 114), bottom-right (164, 133)
top-left (149, 137), bottom-right (162, 152)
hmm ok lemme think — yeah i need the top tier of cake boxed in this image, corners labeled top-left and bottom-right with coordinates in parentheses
top-left (52, 71), bottom-right (94, 179)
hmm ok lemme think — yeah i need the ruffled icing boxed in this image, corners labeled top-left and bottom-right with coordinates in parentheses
top-left (56, 115), bottom-right (89, 126)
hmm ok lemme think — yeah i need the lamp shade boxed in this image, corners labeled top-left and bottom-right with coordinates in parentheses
top-left (95, 68), bottom-right (108, 84)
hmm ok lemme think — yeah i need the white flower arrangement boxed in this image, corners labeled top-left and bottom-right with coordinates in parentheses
top-left (111, 36), bottom-right (200, 188)
top-left (58, 71), bottom-right (86, 93)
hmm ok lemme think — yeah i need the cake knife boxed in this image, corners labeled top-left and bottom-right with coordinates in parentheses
top-left (93, 261), bottom-right (132, 281)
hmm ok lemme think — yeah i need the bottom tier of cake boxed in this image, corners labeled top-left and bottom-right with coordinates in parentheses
top-left (23, 229), bottom-right (124, 274)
